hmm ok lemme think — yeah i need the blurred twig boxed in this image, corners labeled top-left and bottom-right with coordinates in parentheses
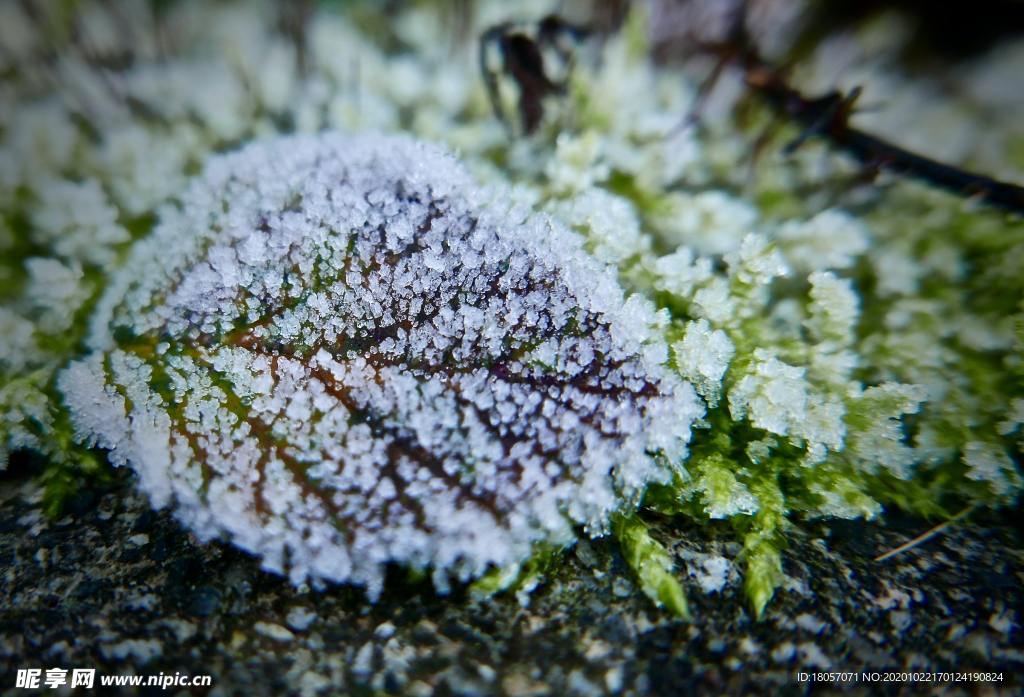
top-left (479, 15), bottom-right (590, 134)
top-left (687, 1), bottom-right (1024, 214)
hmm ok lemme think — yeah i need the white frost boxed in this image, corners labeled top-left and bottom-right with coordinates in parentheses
top-left (61, 132), bottom-right (702, 598)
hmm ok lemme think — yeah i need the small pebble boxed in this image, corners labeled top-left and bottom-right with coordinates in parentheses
top-left (254, 622), bottom-right (294, 643)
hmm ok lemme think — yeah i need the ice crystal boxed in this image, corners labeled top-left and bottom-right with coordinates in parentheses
top-left (59, 132), bottom-right (701, 597)
top-left (672, 319), bottom-right (734, 407)
top-left (652, 191), bottom-right (758, 258)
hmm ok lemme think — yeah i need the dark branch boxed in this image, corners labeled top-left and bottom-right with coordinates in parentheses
top-left (694, 0), bottom-right (1024, 215)
top-left (480, 15), bottom-right (590, 135)
top-left (741, 62), bottom-right (1024, 213)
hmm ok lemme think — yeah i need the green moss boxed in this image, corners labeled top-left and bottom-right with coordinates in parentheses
top-left (735, 475), bottom-right (786, 619)
top-left (469, 543), bottom-right (565, 601)
top-left (614, 513), bottom-right (690, 619)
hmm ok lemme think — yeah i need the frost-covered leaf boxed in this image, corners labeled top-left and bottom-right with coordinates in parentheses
top-left (58, 132), bottom-right (702, 598)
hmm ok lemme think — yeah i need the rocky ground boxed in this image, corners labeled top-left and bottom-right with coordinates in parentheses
top-left (1, 464), bottom-right (1021, 696)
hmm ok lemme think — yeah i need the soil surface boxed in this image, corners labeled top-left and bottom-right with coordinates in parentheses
top-left (1, 468), bottom-right (1021, 696)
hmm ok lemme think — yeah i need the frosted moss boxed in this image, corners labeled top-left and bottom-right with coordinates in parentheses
top-left (58, 132), bottom-right (701, 597)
